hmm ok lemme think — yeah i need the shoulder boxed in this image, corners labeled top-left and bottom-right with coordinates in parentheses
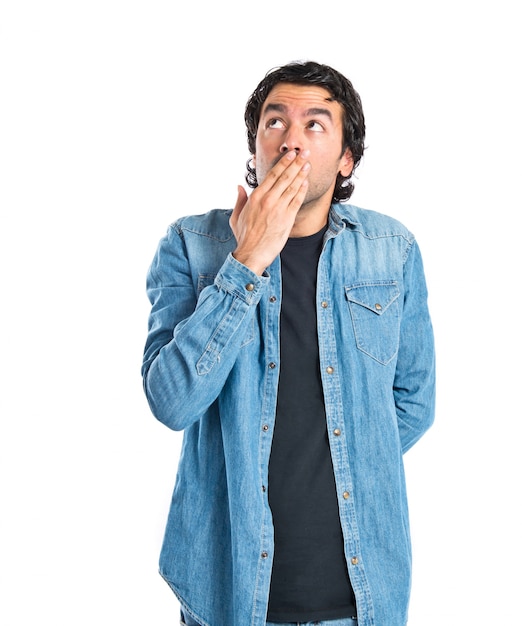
top-left (333, 203), bottom-right (415, 243)
top-left (168, 208), bottom-right (234, 242)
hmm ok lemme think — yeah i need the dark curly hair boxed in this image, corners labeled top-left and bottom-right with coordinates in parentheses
top-left (244, 60), bottom-right (366, 202)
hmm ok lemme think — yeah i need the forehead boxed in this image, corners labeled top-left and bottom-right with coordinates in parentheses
top-left (261, 83), bottom-right (343, 120)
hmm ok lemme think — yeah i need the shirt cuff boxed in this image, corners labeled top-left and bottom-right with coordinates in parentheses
top-left (215, 253), bottom-right (270, 305)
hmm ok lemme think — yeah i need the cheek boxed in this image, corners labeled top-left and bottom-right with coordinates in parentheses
top-left (256, 131), bottom-right (280, 155)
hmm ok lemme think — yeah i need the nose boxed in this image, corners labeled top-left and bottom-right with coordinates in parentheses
top-left (279, 127), bottom-right (302, 154)
top-left (280, 143), bottom-right (300, 154)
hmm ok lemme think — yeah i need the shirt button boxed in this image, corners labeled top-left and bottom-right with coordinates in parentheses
top-left (268, 362), bottom-right (276, 369)
top-left (321, 301), bottom-right (328, 308)
top-left (343, 491), bottom-right (350, 499)
top-left (375, 303), bottom-right (382, 310)
top-left (333, 428), bottom-right (341, 436)
top-left (262, 424), bottom-right (269, 432)
top-left (326, 366), bottom-right (334, 374)
top-left (269, 295), bottom-right (277, 302)
top-left (261, 551), bottom-right (268, 559)
top-left (245, 283), bottom-right (255, 291)
top-left (351, 556), bottom-right (359, 565)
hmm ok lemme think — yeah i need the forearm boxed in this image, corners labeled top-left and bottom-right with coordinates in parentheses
top-left (142, 236), bottom-right (268, 430)
top-left (394, 353), bottom-right (436, 453)
top-left (394, 240), bottom-right (436, 452)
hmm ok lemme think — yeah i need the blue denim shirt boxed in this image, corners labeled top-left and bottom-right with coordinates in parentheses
top-left (142, 203), bottom-right (436, 626)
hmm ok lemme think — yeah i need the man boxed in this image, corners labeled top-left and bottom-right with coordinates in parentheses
top-left (142, 61), bottom-right (435, 626)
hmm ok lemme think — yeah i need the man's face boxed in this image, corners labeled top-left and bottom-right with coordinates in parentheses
top-left (254, 83), bottom-right (353, 211)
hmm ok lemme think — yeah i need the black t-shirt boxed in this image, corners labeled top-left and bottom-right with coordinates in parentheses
top-left (266, 227), bottom-right (357, 622)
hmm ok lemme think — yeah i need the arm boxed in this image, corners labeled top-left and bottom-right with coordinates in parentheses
top-left (142, 149), bottom-right (311, 431)
top-left (142, 225), bottom-right (267, 431)
top-left (394, 239), bottom-right (436, 453)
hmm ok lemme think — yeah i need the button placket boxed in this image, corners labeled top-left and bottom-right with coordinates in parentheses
top-left (317, 274), bottom-right (364, 590)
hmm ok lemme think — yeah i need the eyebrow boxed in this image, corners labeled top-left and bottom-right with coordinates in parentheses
top-left (262, 103), bottom-right (333, 121)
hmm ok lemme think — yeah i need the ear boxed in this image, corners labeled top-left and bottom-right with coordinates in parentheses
top-left (339, 149), bottom-right (354, 178)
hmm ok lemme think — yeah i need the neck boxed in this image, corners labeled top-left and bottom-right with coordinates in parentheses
top-left (290, 201), bottom-right (330, 237)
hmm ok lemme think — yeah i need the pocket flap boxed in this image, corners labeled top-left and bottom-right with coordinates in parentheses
top-left (345, 282), bottom-right (399, 315)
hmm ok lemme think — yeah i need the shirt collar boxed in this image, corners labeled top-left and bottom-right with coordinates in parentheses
top-left (329, 203), bottom-right (361, 234)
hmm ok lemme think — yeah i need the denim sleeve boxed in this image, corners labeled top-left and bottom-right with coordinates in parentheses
top-left (393, 239), bottom-right (436, 452)
top-left (142, 224), bottom-right (268, 431)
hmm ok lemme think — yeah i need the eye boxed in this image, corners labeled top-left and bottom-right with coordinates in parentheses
top-left (267, 118), bottom-right (284, 129)
top-left (307, 120), bottom-right (324, 132)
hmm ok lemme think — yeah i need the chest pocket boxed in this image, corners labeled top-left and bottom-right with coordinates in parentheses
top-left (345, 281), bottom-right (400, 365)
top-left (197, 274), bottom-right (255, 347)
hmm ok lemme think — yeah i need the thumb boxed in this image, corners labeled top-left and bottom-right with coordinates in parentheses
top-left (230, 185), bottom-right (248, 226)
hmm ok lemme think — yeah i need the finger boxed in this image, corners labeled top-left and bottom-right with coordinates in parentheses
top-left (230, 185), bottom-right (248, 229)
top-left (282, 171), bottom-right (309, 212)
top-left (260, 149), bottom-right (301, 184)
top-left (262, 150), bottom-right (310, 196)
top-left (277, 160), bottom-right (310, 205)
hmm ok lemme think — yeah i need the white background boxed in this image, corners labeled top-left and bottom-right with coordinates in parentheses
top-left (1, 1), bottom-right (520, 624)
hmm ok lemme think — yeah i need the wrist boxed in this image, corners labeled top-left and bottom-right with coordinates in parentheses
top-left (231, 250), bottom-right (267, 276)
